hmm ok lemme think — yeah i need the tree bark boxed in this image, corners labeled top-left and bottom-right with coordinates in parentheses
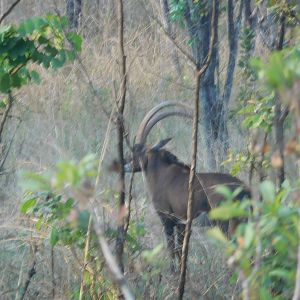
top-left (66, 0), bottom-right (82, 30)
top-left (182, 0), bottom-right (236, 170)
top-left (274, 15), bottom-right (287, 188)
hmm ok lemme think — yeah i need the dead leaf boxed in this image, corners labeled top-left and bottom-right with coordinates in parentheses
top-left (271, 151), bottom-right (283, 168)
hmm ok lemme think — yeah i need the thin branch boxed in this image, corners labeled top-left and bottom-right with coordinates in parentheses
top-left (0, 118), bottom-right (22, 171)
top-left (92, 213), bottom-right (135, 300)
top-left (177, 1), bottom-right (217, 299)
top-left (0, 0), bottom-right (22, 24)
top-left (124, 171), bottom-right (135, 234)
top-left (18, 244), bottom-right (37, 300)
top-left (79, 216), bottom-right (93, 300)
top-left (274, 15), bottom-right (287, 188)
top-left (0, 93), bottom-right (13, 143)
top-left (115, 0), bottom-right (127, 274)
top-left (51, 247), bottom-right (55, 299)
top-left (89, 102), bottom-right (134, 298)
top-left (293, 236), bottom-right (300, 300)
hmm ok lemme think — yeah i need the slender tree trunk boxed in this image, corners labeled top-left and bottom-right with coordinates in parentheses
top-left (199, 1), bottom-right (221, 170)
top-left (183, 0), bottom-right (236, 171)
top-left (178, 70), bottom-right (200, 300)
top-left (178, 2), bottom-right (217, 298)
top-left (115, 0), bottom-right (127, 274)
top-left (66, 0), bottom-right (82, 30)
top-left (274, 15), bottom-right (287, 188)
top-left (244, 0), bottom-right (257, 29)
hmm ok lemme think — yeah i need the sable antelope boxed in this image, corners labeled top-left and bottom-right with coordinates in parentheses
top-left (122, 102), bottom-right (250, 266)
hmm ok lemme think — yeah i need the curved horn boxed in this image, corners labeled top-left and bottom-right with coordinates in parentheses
top-left (136, 101), bottom-right (192, 144)
top-left (138, 109), bottom-right (192, 144)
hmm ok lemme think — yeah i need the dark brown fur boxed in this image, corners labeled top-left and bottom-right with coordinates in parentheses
top-left (122, 142), bottom-right (250, 268)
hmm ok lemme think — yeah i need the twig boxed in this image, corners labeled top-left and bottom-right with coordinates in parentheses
top-left (14, 247), bottom-right (27, 300)
top-left (51, 246), bottom-right (55, 299)
top-left (0, 118), bottom-right (22, 172)
top-left (124, 171), bottom-right (135, 234)
top-left (0, 93), bottom-right (13, 144)
top-left (18, 244), bottom-right (37, 300)
top-left (293, 210), bottom-right (300, 300)
top-left (79, 216), bottom-right (93, 300)
top-left (274, 15), bottom-right (287, 188)
top-left (92, 213), bottom-right (135, 300)
top-left (0, 0), bottom-right (22, 24)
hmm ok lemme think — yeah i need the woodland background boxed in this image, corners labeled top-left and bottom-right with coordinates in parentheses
top-left (0, 0), bottom-right (300, 299)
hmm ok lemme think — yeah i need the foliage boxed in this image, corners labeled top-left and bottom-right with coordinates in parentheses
top-left (210, 38), bottom-right (300, 299)
top-left (238, 26), bottom-right (256, 80)
top-left (252, 44), bottom-right (300, 91)
top-left (126, 217), bottom-right (146, 254)
top-left (209, 181), bottom-right (299, 299)
top-left (20, 156), bottom-right (122, 298)
top-left (0, 15), bottom-right (82, 94)
top-left (170, 0), bottom-right (208, 24)
top-left (169, 0), bottom-right (186, 24)
top-left (21, 155), bottom-right (97, 247)
top-left (226, 42), bottom-right (300, 176)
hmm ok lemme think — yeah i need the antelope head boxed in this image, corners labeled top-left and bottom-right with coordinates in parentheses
top-left (124, 101), bottom-right (192, 173)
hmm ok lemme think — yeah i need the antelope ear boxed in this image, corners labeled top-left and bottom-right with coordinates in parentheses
top-left (151, 138), bottom-right (172, 151)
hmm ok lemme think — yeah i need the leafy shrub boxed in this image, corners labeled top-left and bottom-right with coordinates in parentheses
top-left (209, 181), bottom-right (299, 299)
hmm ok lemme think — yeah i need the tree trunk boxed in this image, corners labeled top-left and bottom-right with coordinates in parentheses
top-left (182, 0), bottom-right (236, 170)
top-left (274, 15), bottom-right (287, 188)
top-left (66, 0), bottom-right (82, 30)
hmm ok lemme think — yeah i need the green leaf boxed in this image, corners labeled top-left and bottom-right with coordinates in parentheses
top-left (20, 198), bottom-right (37, 213)
top-left (259, 287), bottom-right (273, 300)
top-left (36, 217), bottom-right (43, 231)
top-left (0, 99), bottom-right (7, 108)
top-left (11, 73), bottom-right (22, 88)
top-left (78, 210), bottom-right (90, 232)
top-left (66, 50), bottom-right (76, 61)
top-left (18, 19), bottom-right (35, 36)
top-left (215, 185), bottom-right (232, 199)
top-left (0, 73), bottom-right (10, 93)
top-left (51, 55), bottom-right (65, 69)
top-left (142, 243), bottom-right (163, 263)
top-left (209, 202), bottom-right (247, 220)
top-left (65, 198), bottom-right (74, 209)
top-left (30, 70), bottom-right (41, 84)
top-left (50, 227), bottom-right (59, 246)
top-left (260, 180), bottom-right (276, 202)
top-left (67, 32), bottom-right (82, 51)
top-left (244, 223), bottom-right (255, 248)
top-left (207, 227), bottom-right (228, 243)
top-left (21, 171), bottom-right (51, 191)
top-left (269, 268), bottom-right (293, 281)
top-left (31, 16), bottom-right (47, 30)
